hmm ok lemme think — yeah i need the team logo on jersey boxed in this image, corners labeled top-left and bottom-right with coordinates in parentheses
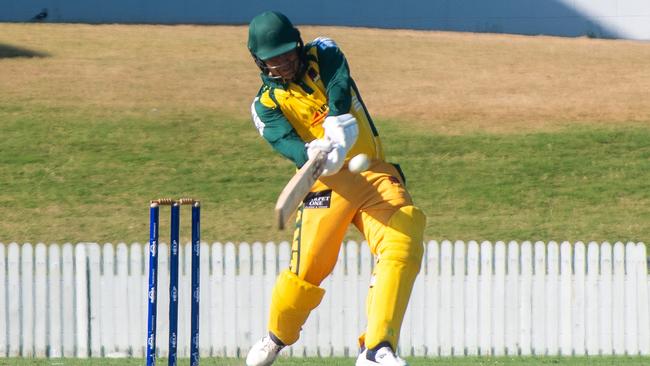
top-left (303, 190), bottom-right (332, 209)
top-left (311, 103), bottom-right (329, 126)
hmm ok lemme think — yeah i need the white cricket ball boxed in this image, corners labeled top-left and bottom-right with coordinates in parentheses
top-left (348, 154), bottom-right (370, 174)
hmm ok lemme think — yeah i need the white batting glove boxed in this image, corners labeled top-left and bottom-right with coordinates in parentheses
top-left (306, 138), bottom-right (346, 176)
top-left (322, 113), bottom-right (358, 150)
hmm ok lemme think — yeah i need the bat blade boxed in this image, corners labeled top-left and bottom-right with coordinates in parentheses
top-left (275, 151), bottom-right (327, 230)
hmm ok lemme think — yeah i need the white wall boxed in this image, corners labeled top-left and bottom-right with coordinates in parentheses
top-left (2, 0), bottom-right (650, 40)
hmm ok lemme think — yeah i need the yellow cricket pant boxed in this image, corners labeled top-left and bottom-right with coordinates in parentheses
top-left (267, 160), bottom-right (425, 349)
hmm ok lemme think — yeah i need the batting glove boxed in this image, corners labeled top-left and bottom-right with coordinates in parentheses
top-left (306, 138), bottom-right (346, 176)
top-left (322, 113), bottom-right (358, 150)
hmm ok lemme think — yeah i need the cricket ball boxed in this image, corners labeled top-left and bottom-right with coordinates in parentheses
top-left (348, 154), bottom-right (370, 174)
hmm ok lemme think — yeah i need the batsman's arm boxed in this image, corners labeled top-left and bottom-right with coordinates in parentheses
top-left (313, 37), bottom-right (352, 116)
top-left (253, 97), bottom-right (310, 167)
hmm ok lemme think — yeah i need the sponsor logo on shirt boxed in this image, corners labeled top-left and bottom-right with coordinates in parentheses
top-left (303, 190), bottom-right (332, 209)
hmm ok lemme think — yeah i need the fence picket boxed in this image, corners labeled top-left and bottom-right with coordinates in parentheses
top-left (479, 241), bottom-right (492, 356)
top-left (223, 242), bottom-right (237, 357)
top-left (17, 244), bottom-right (33, 355)
top-left (424, 241), bottom-right (439, 357)
top-left (573, 242), bottom-right (586, 355)
top-left (439, 240), bottom-right (452, 356)
top-left (493, 241), bottom-right (506, 356)
top-left (7, 243), bottom-right (20, 357)
top-left (142, 242), bottom-right (149, 357)
top-left (61, 243), bottom-right (75, 357)
top-left (585, 242), bottom-right (599, 355)
top-left (128, 243), bottom-right (144, 357)
top-left (625, 242), bottom-right (639, 355)
top-left (115, 243), bottom-right (129, 355)
top-left (465, 241), bottom-right (479, 356)
top-left (21, 243), bottom-right (34, 357)
top-left (34, 243), bottom-right (47, 358)
top-left (238, 243), bottom-right (252, 356)
top-left (505, 241), bottom-right (519, 356)
top-left (612, 242), bottom-right (625, 355)
top-left (75, 243), bottom-right (89, 358)
top-left (546, 241), bottom-right (559, 356)
top-left (210, 243), bottom-right (225, 356)
top-left (532, 241), bottom-right (546, 355)
top-left (278, 242), bottom-right (290, 272)
top-left (519, 241), bottom-right (532, 356)
top-left (100, 243), bottom-right (115, 356)
top-left (87, 243), bottom-right (101, 357)
top-left (199, 242), bottom-right (210, 358)
top-left (452, 240), bottom-right (465, 356)
top-left (599, 242), bottom-right (613, 355)
top-left (0, 243), bottom-right (6, 357)
top-left (250, 243), bottom-right (264, 355)
top-left (157, 242), bottom-right (170, 358)
top-left (636, 243), bottom-right (650, 355)
top-left (48, 244), bottom-right (62, 358)
top-left (559, 241), bottom-right (572, 356)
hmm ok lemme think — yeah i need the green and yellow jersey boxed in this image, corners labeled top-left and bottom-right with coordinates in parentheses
top-left (251, 37), bottom-right (385, 168)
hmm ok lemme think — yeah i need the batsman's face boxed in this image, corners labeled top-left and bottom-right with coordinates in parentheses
top-left (265, 50), bottom-right (300, 81)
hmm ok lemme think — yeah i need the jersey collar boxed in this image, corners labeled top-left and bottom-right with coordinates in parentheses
top-left (260, 73), bottom-right (289, 89)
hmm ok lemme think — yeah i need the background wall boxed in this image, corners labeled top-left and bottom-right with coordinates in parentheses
top-left (2, 0), bottom-right (650, 40)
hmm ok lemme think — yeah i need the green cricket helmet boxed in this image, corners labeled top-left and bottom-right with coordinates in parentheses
top-left (248, 11), bottom-right (302, 61)
top-left (248, 11), bottom-right (305, 80)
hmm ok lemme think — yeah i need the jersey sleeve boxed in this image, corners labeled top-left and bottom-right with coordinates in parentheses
top-left (313, 37), bottom-right (352, 116)
top-left (251, 96), bottom-right (309, 168)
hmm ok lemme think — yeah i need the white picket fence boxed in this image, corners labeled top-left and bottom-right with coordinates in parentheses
top-left (0, 240), bottom-right (649, 359)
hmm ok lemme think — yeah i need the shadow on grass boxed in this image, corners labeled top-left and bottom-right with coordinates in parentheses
top-left (0, 43), bottom-right (50, 58)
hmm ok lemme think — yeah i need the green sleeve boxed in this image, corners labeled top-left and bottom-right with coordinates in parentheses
top-left (254, 99), bottom-right (309, 168)
top-left (314, 39), bottom-right (352, 116)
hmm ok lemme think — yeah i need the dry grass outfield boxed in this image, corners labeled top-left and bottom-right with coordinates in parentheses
top-left (1, 24), bottom-right (649, 243)
top-left (1, 23), bottom-right (649, 134)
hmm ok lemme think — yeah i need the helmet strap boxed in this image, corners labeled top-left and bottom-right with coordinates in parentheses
top-left (251, 50), bottom-right (269, 74)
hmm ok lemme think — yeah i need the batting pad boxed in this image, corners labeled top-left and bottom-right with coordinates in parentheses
top-left (268, 270), bottom-right (325, 345)
top-left (364, 205), bottom-right (425, 350)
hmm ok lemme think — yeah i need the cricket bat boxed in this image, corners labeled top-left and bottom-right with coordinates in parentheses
top-left (275, 151), bottom-right (327, 230)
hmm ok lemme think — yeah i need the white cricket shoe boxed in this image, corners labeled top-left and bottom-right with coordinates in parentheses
top-left (355, 346), bottom-right (408, 366)
top-left (246, 335), bottom-right (284, 366)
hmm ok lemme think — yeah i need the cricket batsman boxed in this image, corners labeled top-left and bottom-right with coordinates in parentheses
top-left (245, 11), bottom-right (426, 366)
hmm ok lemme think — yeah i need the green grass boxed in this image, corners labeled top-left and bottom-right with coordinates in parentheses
top-left (3, 357), bottom-right (650, 366)
top-left (1, 104), bottom-right (649, 244)
top-left (383, 122), bottom-right (650, 243)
